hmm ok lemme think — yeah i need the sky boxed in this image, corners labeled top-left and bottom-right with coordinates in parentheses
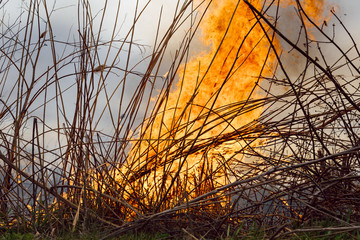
top-left (0, 0), bottom-right (195, 149)
top-left (43, 0), bottom-right (360, 51)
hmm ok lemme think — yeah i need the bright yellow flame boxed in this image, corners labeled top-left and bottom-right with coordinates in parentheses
top-left (105, 0), bottom-right (330, 205)
top-left (125, 1), bottom-right (276, 200)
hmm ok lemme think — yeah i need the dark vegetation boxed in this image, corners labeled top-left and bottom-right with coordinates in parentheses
top-left (0, 0), bottom-right (359, 239)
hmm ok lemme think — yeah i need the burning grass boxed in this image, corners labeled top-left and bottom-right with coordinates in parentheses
top-left (0, 0), bottom-right (360, 239)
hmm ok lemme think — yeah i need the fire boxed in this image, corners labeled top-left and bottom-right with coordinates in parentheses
top-left (122, 0), bottom-right (273, 202)
top-left (99, 0), bottom-right (330, 209)
top-left (283, 0), bottom-right (329, 23)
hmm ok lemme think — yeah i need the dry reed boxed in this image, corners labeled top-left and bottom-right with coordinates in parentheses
top-left (0, 0), bottom-right (359, 239)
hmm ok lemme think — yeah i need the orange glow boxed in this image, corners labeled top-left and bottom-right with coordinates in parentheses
top-left (126, 0), bottom-right (274, 199)
top-left (107, 0), bottom-right (330, 205)
top-left (281, 0), bottom-right (333, 25)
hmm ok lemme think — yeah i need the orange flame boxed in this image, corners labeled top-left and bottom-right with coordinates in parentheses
top-left (108, 0), bottom-right (331, 204)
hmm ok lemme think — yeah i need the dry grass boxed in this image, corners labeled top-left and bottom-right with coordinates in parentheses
top-left (0, 0), bottom-right (359, 239)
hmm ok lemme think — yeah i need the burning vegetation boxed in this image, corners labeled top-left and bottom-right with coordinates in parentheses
top-left (0, 0), bottom-right (360, 238)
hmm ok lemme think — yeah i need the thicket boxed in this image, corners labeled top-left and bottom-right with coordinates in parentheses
top-left (0, 0), bottom-right (359, 239)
